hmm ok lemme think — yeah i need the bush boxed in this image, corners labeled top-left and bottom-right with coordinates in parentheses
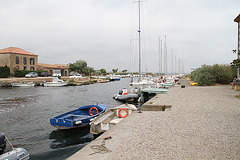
top-left (0, 65), bottom-right (10, 78)
top-left (191, 64), bottom-right (236, 86)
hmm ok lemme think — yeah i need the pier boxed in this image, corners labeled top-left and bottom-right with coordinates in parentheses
top-left (67, 80), bottom-right (240, 160)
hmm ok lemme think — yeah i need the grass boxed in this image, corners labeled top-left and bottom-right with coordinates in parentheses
top-left (235, 95), bottom-right (240, 99)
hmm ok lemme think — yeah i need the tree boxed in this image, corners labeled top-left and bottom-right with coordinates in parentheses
top-left (112, 68), bottom-right (118, 73)
top-left (122, 69), bottom-right (128, 73)
top-left (68, 63), bottom-right (76, 72)
top-left (68, 60), bottom-right (87, 74)
top-left (75, 60), bottom-right (87, 74)
top-left (100, 68), bottom-right (107, 75)
top-left (83, 66), bottom-right (94, 76)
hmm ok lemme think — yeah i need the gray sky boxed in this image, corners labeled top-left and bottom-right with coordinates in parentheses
top-left (0, 0), bottom-right (239, 73)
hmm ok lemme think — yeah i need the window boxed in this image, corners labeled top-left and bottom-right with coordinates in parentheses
top-left (30, 58), bottom-right (35, 65)
top-left (23, 66), bottom-right (27, 70)
top-left (16, 56), bottom-right (19, 64)
top-left (23, 57), bottom-right (27, 65)
top-left (30, 66), bottom-right (34, 71)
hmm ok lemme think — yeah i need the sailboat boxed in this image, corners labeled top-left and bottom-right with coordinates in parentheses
top-left (113, 0), bottom-right (157, 102)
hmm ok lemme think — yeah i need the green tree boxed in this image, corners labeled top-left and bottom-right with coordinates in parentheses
top-left (69, 60), bottom-right (87, 74)
top-left (100, 68), bottom-right (107, 75)
top-left (83, 66), bottom-right (94, 76)
top-left (112, 68), bottom-right (118, 73)
top-left (122, 69), bottom-right (128, 73)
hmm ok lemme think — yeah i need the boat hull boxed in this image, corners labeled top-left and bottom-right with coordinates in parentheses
top-left (43, 82), bottom-right (68, 87)
top-left (0, 148), bottom-right (29, 160)
top-left (50, 104), bottom-right (106, 129)
top-left (11, 82), bottom-right (35, 87)
top-left (113, 93), bottom-right (139, 101)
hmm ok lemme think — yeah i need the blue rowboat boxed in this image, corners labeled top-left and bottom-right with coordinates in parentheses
top-left (50, 104), bottom-right (106, 129)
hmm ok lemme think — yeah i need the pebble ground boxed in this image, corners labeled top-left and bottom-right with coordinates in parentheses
top-left (68, 80), bottom-right (240, 160)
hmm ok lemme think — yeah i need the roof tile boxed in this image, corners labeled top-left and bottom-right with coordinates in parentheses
top-left (0, 47), bottom-right (37, 56)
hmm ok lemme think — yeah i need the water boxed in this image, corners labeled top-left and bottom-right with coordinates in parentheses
top-left (0, 78), bottom-right (129, 160)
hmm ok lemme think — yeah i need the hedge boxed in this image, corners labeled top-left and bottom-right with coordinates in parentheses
top-left (14, 70), bottom-right (45, 77)
top-left (0, 65), bottom-right (10, 78)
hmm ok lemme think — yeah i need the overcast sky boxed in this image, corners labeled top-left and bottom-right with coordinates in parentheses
top-left (0, 0), bottom-right (239, 73)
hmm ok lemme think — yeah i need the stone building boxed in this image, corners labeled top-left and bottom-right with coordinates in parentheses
top-left (0, 47), bottom-right (69, 76)
top-left (0, 47), bottom-right (38, 74)
top-left (38, 63), bottom-right (69, 76)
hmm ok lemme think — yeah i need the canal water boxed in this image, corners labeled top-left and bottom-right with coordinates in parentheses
top-left (0, 78), bottom-right (130, 160)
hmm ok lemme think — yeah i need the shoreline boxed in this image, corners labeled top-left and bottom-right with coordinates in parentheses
top-left (68, 81), bottom-right (240, 160)
top-left (0, 76), bottom-right (110, 87)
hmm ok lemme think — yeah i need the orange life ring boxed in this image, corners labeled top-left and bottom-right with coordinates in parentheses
top-left (89, 107), bottom-right (99, 116)
top-left (118, 108), bottom-right (129, 118)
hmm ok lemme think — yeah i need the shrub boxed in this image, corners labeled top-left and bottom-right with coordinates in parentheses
top-left (0, 65), bottom-right (10, 78)
top-left (191, 64), bottom-right (235, 86)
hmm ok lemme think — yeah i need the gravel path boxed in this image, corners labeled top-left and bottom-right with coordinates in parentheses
top-left (68, 83), bottom-right (240, 160)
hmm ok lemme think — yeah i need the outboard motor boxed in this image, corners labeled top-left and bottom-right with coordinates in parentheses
top-left (0, 133), bottom-right (7, 155)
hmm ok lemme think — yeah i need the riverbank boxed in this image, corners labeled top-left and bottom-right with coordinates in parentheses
top-left (0, 76), bottom-right (110, 87)
top-left (68, 81), bottom-right (240, 159)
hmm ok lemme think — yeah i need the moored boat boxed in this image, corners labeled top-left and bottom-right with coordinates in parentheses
top-left (11, 81), bottom-right (35, 87)
top-left (0, 133), bottom-right (30, 160)
top-left (50, 104), bottom-right (106, 129)
top-left (113, 88), bottom-right (139, 102)
top-left (43, 77), bottom-right (68, 87)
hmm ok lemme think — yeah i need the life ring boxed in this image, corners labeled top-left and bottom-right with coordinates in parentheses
top-left (89, 107), bottom-right (99, 116)
top-left (118, 108), bottom-right (129, 118)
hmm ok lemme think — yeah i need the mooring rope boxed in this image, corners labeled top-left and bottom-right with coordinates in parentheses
top-left (89, 136), bottom-right (112, 155)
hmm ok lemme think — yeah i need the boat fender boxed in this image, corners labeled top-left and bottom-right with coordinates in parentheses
top-left (118, 108), bottom-right (129, 118)
top-left (75, 121), bottom-right (82, 125)
top-left (89, 107), bottom-right (99, 116)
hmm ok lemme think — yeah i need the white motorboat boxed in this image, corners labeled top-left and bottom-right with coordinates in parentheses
top-left (43, 77), bottom-right (68, 87)
top-left (90, 104), bottom-right (137, 134)
top-left (0, 133), bottom-right (30, 160)
top-left (11, 81), bottom-right (35, 87)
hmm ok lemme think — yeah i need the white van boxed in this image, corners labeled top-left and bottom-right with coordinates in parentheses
top-left (53, 70), bottom-right (61, 78)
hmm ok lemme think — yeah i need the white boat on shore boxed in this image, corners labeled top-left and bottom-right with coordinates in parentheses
top-left (43, 77), bottom-right (68, 87)
top-left (11, 81), bottom-right (35, 87)
top-left (90, 104), bottom-right (137, 134)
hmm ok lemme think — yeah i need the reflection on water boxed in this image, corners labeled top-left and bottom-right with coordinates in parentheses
top-left (0, 79), bottom-right (128, 160)
top-left (49, 127), bottom-right (93, 149)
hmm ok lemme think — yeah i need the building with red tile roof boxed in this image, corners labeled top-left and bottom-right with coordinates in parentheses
top-left (0, 47), bottom-right (69, 76)
top-left (38, 63), bottom-right (69, 76)
top-left (0, 47), bottom-right (38, 74)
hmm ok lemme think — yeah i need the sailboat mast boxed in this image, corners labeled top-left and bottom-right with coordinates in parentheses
top-left (138, 0), bottom-right (141, 81)
top-left (159, 37), bottom-right (162, 76)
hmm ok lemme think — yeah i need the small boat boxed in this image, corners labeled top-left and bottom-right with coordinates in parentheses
top-left (43, 77), bottom-right (68, 87)
top-left (109, 74), bottom-right (121, 81)
top-left (90, 104), bottom-right (137, 134)
top-left (11, 81), bottom-right (35, 87)
top-left (113, 88), bottom-right (139, 102)
top-left (50, 104), bottom-right (106, 129)
top-left (0, 133), bottom-right (30, 160)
